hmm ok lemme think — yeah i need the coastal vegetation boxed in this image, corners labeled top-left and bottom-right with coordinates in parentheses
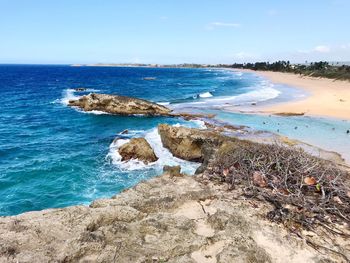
top-left (208, 141), bottom-right (350, 231)
top-left (76, 61), bottom-right (350, 81)
top-left (220, 61), bottom-right (350, 81)
top-left (159, 124), bottom-right (350, 230)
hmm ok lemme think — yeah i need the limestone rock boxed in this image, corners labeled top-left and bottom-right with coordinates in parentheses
top-left (0, 174), bottom-right (341, 262)
top-left (68, 93), bottom-right (172, 116)
top-left (158, 124), bottom-right (224, 162)
top-left (163, 165), bottom-right (182, 177)
top-left (118, 138), bottom-right (158, 164)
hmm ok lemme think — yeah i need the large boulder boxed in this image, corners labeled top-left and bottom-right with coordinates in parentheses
top-left (158, 124), bottom-right (225, 162)
top-left (68, 93), bottom-right (172, 116)
top-left (118, 138), bottom-right (158, 164)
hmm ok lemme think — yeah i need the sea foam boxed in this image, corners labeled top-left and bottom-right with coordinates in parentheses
top-left (171, 78), bottom-right (281, 109)
top-left (158, 102), bottom-right (170, 106)
top-left (199, 91), bottom-right (213, 98)
top-left (106, 126), bottom-right (201, 174)
top-left (60, 88), bottom-right (101, 106)
top-left (60, 89), bottom-right (81, 105)
top-left (208, 84), bottom-right (280, 104)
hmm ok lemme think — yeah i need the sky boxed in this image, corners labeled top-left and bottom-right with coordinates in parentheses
top-left (0, 0), bottom-right (349, 64)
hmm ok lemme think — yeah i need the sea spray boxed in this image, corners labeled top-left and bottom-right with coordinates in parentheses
top-left (60, 89), bottom-right (81, 105)
top-left (60, 88), bottom-right (101, 105)
top-left (106, 127), bottom-right (201, 174)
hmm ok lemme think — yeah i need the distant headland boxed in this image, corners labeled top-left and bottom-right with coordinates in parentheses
top-left (72, 61), bottom-right (350, 81)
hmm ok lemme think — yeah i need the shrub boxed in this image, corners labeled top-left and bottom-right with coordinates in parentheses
top-left (205, 141), bottom-right (350, 233)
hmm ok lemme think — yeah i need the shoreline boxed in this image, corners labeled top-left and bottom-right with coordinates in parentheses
top-left (235, 69), bottom-right (350, 120)
top-left (1, 124), bottom-right (349, 262)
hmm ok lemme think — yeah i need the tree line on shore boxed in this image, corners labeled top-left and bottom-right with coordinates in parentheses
top-left (87, 61), bottom-right (350, 81)
top-left (215, 61), bottom-right (350, 81)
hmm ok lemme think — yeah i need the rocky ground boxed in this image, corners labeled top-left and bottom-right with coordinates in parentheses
top-left (0, 173), bottom-right (343, 263)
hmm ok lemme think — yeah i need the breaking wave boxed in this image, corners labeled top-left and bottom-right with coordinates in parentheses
top-left (199, 91), bottom-right (213, 98)
top-left (106, 125), bottom-right (202, 174)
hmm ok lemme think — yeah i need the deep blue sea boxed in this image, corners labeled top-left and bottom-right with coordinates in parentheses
top-left (1, 65), bottom-right (349, 216)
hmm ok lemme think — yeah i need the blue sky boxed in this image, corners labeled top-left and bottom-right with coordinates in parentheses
top-left (0, 0), bottom-right (349, 64)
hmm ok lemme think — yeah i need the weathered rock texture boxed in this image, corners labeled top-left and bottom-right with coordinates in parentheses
top-left (163, 165), bottom-right (182, 177)
top-left (158, 124), bottom-right (228, 162)
top-left (118, 138), bottom-right (158, 164)
top-left (68, 93), bottom-right (172, 116)
top-left (0, 174), bottom-right (340, 263)
top-left (159, 123), bottom-right (346, 166)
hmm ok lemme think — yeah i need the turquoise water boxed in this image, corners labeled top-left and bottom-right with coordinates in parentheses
top-left (0, 65), bottom-right (349, 216)
top-left (0, 65), bottom-right (272, 215)
top-left (214, 111), bottom-right (350, 163)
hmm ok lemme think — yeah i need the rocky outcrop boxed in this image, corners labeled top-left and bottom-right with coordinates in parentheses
top-left (157, 123), bottom-right (348, 176)
top-left (118, 138), bottom-right (158, 164)
top-left (163, 165), bottom-right (182, 177)
top-left (68, 93), bottom-right (172, 116)
top-left (158, 124), bottom-right (228, 162)
top-left (0, 173), bottom-right (341, 262)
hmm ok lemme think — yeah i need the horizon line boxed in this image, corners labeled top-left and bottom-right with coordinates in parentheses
top-left (1, 60), bottom-right (350, 66)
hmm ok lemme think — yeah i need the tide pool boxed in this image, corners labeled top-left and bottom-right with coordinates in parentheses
top-left (214, 111), bottom-right (350, 163)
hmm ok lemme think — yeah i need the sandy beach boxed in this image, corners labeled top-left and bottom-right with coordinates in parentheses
top-left (244, 70), bottom-right (350, 120)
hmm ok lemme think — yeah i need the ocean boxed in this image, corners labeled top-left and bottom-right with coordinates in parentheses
top-left (0, 65), bottom-right (349, 216)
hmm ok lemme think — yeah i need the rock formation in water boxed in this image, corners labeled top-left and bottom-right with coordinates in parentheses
top-left (68, 93), bottom-right (172, 116)
top-left (118, 138), bottom-right (158, 164)
top-left (157, 124), bottom-right (227, 162)
top-left (158, 123), bottom-right (346, 166)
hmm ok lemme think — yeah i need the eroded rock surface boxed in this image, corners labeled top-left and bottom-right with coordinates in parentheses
top-left (68, 93), bottom-right (172, 116)
top-left (159, 123), bottom-right (347, 166)
top-left (158, 124), bottom-right (228, 162)
top-left (0, 174), bottom-right (338, 263)
top-left (118, 138), bottom-right (158, 164)
top-left (163, 165), bottom-right (182, 177)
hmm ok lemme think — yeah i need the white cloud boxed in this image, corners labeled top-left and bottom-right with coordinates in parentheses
top-left (313, 45), bottom-right (331, 53)
top-left (297, 45), bottom-right (331, 55)
top-left (292, 44), bottom-right (350, 62)
top-left (207, 22), bottom-right (241, 30)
